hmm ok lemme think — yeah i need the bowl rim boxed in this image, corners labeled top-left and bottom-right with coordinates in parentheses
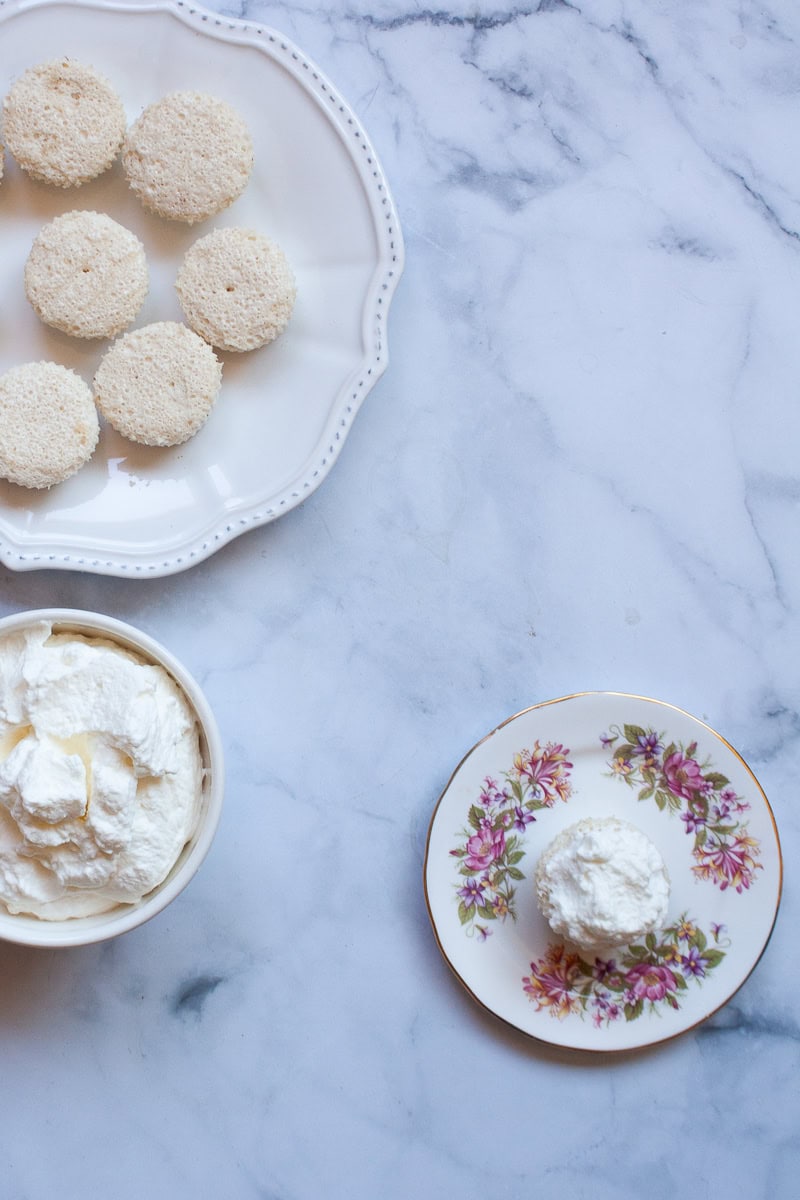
top-left (0, 607), bottom-right (224, 947)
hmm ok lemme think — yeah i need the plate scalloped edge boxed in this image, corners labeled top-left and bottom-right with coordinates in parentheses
top-left (0, 0), bottom-right (405, 577)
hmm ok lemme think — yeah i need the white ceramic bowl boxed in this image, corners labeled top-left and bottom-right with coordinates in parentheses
top-left (0, 608), bottom-right (224, 947)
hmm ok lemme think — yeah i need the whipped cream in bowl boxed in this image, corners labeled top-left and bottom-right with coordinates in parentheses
top-left (0, 609), bottom-right (223, 947)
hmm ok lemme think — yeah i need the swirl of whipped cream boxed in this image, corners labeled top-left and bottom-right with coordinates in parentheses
top-left (0, 621), bottom-right (202, 919)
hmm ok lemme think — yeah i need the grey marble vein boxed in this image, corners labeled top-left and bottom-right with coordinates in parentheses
top-left (0, 0), bottom-right (797, 1197)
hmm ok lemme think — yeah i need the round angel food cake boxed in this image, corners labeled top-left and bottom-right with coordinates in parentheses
top-left (0, 361), bottom-right (99, 489)
top-left (25, 211), bottom-right (149, 340)
top-left (122, 91), bottom-right (254, 223)
top-left (534, 816), bottom-right (671, 951)
top-left (176, 227), bottom-right (296, 352)
top-left (93, 322), bottom-right (223, 447)
top-left (2, 58), bottom-right (126, 187)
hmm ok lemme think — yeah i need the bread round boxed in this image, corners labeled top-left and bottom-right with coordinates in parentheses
top-left (94, 322), bottom-right (222, 446)
top-left (25, 210), bottom-right (149, 340)
top-left (0, 361), bottom-right (99, 489)
top-left (122, 91), bottom-right (254, 223)
top-left (175, 227), bottom-right (296, 352)
top-left (2, 58), bottom-right (126, 187)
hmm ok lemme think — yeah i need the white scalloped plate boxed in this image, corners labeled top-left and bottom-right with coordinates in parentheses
top-left (0, 0), bottom-right (403, 576)
top-left (425, 693), bottom-right (782, 1052)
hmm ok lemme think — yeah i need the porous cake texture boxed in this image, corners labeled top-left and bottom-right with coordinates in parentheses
top-left (25, 210), bottom-right (149, 339)
top-left (2, 58), bottom-right (126, 187)
top-left (122, 91), bottom-right (254, 224)
top-left (94, 321), bottom-right (223, 447)
top-left (176, 227), bottom-right (296, 352)
top-left (0, 361), bottom-right (99, 488)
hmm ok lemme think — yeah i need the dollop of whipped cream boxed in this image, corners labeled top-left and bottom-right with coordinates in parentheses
top-left (0, 621), bottom-right (203, 919)
top-left (534, 816), bottom-right (670, 951)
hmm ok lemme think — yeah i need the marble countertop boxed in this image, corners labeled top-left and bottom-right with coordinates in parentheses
top-left (0, 0), bottom-right (798, 1195)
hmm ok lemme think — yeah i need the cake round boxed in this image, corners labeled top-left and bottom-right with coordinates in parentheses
top-left (176, 227), bottom-right (296, 352)
top-left (534, 816), bottom-right (670, 951)
top-left (2, 58), bottom-right (126, 187)
top-left (25, 210), bottom-right (149, 340)
top-left (122, 91), bottom-right (254, 223)
top-left (0, 361), bottom-right (99, 489)
top-left (93, 321), bottom-right (223, 447)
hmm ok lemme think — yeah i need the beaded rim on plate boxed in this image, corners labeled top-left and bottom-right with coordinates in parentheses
top-left (0, 0), bottom-right (404, 576)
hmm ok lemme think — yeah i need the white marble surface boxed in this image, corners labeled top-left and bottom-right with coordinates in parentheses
top-left (0, 0), bottom-right (798, 1195)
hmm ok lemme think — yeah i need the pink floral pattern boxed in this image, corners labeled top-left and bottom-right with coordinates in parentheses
top-left (602, 723), bottom-right (762, 893)
top-left (522, 915), bottom-right (728, 1025)
top-left (450, 741), bottom-right (573, 937)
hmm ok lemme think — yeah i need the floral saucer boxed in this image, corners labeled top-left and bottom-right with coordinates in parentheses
top-left (424, 693), bottom-right (782, 1052)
